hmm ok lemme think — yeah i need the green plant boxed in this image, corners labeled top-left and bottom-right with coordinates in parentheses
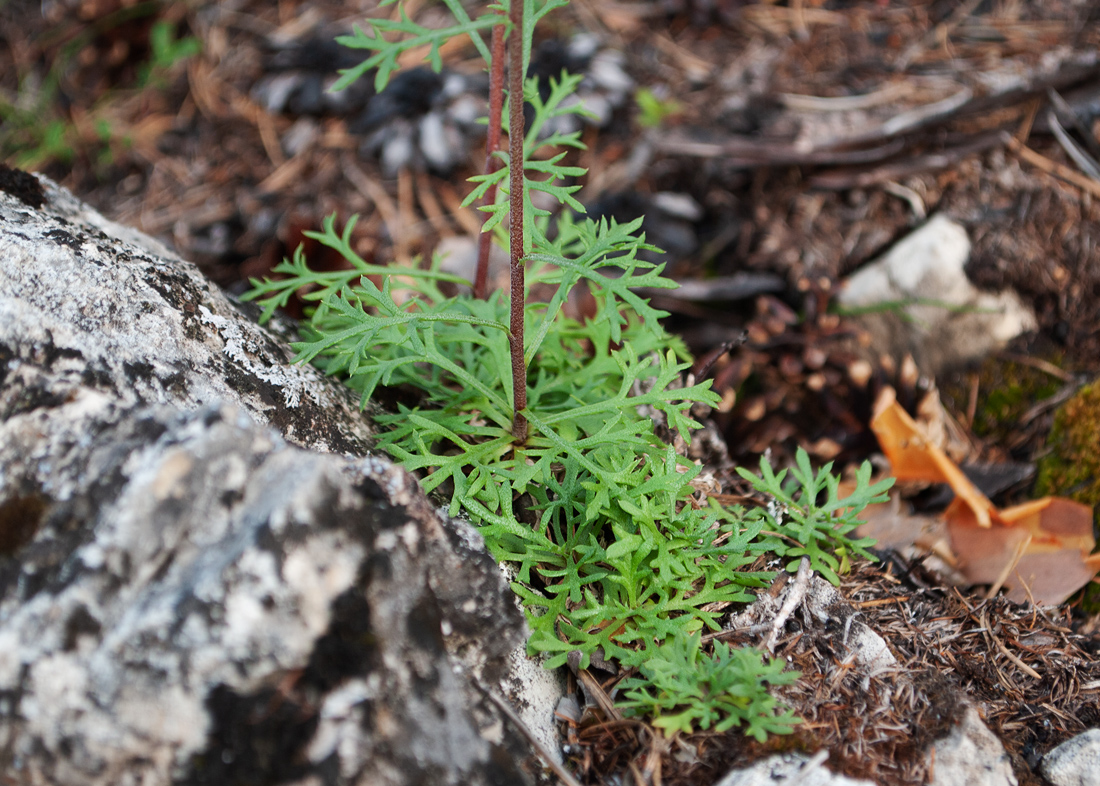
top-left (245, 0), bottom-right (892, 741)
top-left (0, 112), bottom-right (73, 169)
top-left (618, 630), bottom-right (801, 740)
top-left (137, 19), bottom-right (202, 88)
top-left (635, 86), bottom-right (682, 128)
top-left (0, 58), bottom-right (79, 169)
top-left (738, 451), bottom-right (888, 585)
top-left (0, 92), bottom-right (134, 173)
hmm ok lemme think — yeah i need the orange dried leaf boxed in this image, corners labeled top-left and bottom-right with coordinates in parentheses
top-left (871, 387), bottom-right (998, 527)
top-left (947, 497), bottom-right (1097, 605)
top-left (1000, 497), bottom-right (1095, 553)
top-left (869, 387), bottom-right (1100, 604)
top-left (945, 482), bottom-right (1098, 604)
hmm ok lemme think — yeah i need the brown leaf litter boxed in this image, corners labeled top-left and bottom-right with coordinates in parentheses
top-left (564, 558), bottom-right (1100, 786)
top-left (870, 386), bottom-right (1100, 605)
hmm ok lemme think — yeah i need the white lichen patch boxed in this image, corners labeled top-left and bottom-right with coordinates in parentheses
top-left (199, 305), bottom-right (318, 408)
top-left (443, 509), bottom-right (487, 554)
top-left (0, 631), bottom-right (22, 690)
top-left (22, 653), bottom-right (92, 750)
top-left (151, 448), bottom-right (194, 500)
top-left (281, 532), bottom-right (364, 637)
top-left (397, 521), bottom-right (421, 552)
top-left (306, 679), bottom-right (373, 767)
top-left (114, 682), bottom-right (208, 751)
top-left (220, 548), bottom-right (285, 655)
top-left (1, 177), bottom-right (373, 455)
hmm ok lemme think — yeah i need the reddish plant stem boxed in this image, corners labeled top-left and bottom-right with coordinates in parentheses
top-left (473, 20), bottom-right (506, 301)
top-left (508, 0), bottom-right (527, 444)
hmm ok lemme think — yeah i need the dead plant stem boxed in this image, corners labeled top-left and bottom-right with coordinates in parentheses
top-left (765, 557), bottom-right (811, 652)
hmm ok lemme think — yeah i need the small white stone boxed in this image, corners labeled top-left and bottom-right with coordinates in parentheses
top-left (928, 706), bottom-right (1017, 786)
top-left (588, 49), bottom-right (633, 94)
top-left (837, 215), bottom-right (1036, 371)
top-left (380, 128), bottom-right (415, 175)
top-left (418, 111), bottom-right (452, 171)
top-left (282, 117), bottom-right (319, 157)
top-left (653, 191), bottom-right (704, 222)
top-left (715, 751), bottom-right (876, 786)
top-left (1040, 728), bottom-right (1100, 786)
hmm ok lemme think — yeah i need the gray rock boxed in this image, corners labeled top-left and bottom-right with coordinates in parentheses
top-left (714, 751), bottom-right (877, 786)
top-left (928, 706), bottom-right (1017, 786)
top-left (0, 173), bottom-right (542, 784)
top-left (836, 214), bottom-right (1036, 373)
top-left (1, 172), bottom-right (374, 455)
top-left (1039, 728), bottom-right (1100, 786)
top-left (801, 576), bottom-right (897, 679)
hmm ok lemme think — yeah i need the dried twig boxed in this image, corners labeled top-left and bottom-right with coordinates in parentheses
top-left (765, 557), bottom-right (812, 652)
top-left (1047, 88), bottom-right (1100, 162)
top-left (479, 685), bottom-right (584, 786)
top-left (1046, 108), bottom-right (1100, 182)
top-left (986, 533), bottom-right (1031, 601)
top-left (655, 134), bottom-right (906, 168)
top-left (1004, 133), bottom-right (1100, 199)
top-left (810, 132), bottom-right (1001, 190)
top-left (577, 668), bottom-right (624, 722)
top-left (994, 635), bottom-right (1042, 681)
top-left (701, 622), bottom-right (772, 645)
top-left (1019, 381), bottom-right (1083, 424)
top-left (895, 0), bottom-right (986, 70)
top-left (996, 352), bottom-right (1077, 383)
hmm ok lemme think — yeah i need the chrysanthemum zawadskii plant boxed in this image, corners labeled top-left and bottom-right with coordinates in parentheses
top-left (244, 0), bottom-right (891, 740)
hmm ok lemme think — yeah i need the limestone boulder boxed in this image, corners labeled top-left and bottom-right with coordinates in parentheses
top-left (0, 169), bottom-right (541, 785)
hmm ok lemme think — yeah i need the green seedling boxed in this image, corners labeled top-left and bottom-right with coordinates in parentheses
top-left (635, 86), bottom-right (683, 128)
top-left (245, 0), bottom-right (892, 740)
top-left (137, 19), bottom-right (202, 88)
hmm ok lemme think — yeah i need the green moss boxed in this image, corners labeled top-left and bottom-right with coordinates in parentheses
top-left (1034, 379), bottom-right (1100, 614)
top-left (941, 355), bottom-right (1063, 443)
top-left (1035, 379), bottom-right (1100, 508)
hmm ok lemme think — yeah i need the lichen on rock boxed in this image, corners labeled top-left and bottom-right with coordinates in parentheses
top-left (1, 174), bottom-right (375, 456)
top-left (0, 172), bottom-right (542, 785)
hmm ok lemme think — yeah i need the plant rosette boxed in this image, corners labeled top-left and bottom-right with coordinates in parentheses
top-left (245, 0), bottom-right (892, 741)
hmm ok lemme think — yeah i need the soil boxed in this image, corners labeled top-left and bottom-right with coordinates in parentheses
top-left (643, 558), bottom-right (1100, 786)
top-left (3, 1), bottom-right (1100, 784)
